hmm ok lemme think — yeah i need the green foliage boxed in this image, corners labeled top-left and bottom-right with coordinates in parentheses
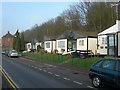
top-left (22, 52), bottom-right (102, 68)
top-left (37, 45), bottom-right (41, 52)
top-left (65, 57), bottom-right (102, 68)
top-left (13, 30), bottom-right (25, 51)
top-left (21, 33), bottom-right (25, 51)
top-left (15, 32), bottom-right (21, 51)
top-left (13, 36), bottom-right (16, 49)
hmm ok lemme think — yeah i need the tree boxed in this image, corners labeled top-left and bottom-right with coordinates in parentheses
top-left (21, 33), bottom-right (25, 51)
top-left (13, 30), bottom-right (21, 51)
top-left (22, 1), bottom-right (117, 42)
top-left (13, 36), bottom-right (16, 50)
top-left (85, 2), bottom-right (116, 33)
top-left (15, 32), bottom-right (21, 51)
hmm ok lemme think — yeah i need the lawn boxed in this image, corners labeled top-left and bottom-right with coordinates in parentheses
top-left (65, 57), bottom-right (102, 68)
top-left (21, 52), bottom-right (102, 68)
top-left (22, 52), bottom-right (71, 63)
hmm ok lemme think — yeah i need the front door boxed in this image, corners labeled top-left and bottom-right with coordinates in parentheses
top-left (108, 35), bottom-right (117, 57)
top-left (68, 40), bottom-right (77, 52)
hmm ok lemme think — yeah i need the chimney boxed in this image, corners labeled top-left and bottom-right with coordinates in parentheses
top-left (8, 31), bottom-right (10, 34)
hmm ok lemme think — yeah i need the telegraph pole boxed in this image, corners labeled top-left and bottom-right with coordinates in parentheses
top-left (111, 1), bottom-right (120, 20)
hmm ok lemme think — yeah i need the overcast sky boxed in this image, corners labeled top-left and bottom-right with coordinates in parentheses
top-left (2, 2), bottom-right (74, 37)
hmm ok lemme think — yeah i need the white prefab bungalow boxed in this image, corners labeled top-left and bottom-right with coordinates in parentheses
top-left (97, 20), bottom-right (120, 57)
top-left (56, 30), bottom-right (97, 55)
top-left (44, 40), bottom-right (56, 53)
top-left (26, 43), bottom-right (32, 51)
top-left (56, 39), bottom-right (67, 54)
top-left (56, 30), bottom-right (85, 54)
top-left (77, 36), bottom-right (97, 55)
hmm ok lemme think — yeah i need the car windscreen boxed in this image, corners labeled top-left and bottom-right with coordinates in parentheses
top-left (11, 51), bottom-right (18, 53)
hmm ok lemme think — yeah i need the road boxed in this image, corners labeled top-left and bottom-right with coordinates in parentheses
top-left (1, 55), bottom-right (114, 89)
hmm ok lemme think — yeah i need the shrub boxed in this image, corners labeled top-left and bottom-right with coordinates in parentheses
top-left (61, 49), bottom-right (65, 53)
top-left (37, 45), bottom-right (41, 52)
top-left (54, 49), bottom-right (58, 54)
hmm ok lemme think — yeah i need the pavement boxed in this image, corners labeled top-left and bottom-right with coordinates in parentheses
top-left (22, 56), bottom-right (90, 75)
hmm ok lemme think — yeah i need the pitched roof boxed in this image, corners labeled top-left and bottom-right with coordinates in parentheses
top-left (43, 36), bottom-right (51, 41)
top-left (2, 31), bottom-right (14, 38)
top-left (56, 30), bottom-right (85, 40)
top-left (98, 20), bottom-right (120, 35)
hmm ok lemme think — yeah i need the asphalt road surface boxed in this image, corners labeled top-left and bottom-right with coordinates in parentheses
top-left (2, 55), bottom-right (114, 89)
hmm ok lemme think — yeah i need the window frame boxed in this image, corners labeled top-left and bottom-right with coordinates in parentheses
top-left (58, 41), bottom-right (65, 49)
top-left (46, 42), bottom-right (50, 48)
top-left (79, 40), bottom-right (84, 46)
top-left (105, 37), bottom-right (107, 44)
top-left (8, 38), bottom-right (10, 42)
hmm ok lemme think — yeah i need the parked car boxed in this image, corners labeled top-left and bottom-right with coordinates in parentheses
top-left (1, 50), bottom-right (6, 54)
top-left (5, 50), bottom-right (10, 56)
top-left (89, 58), bottom-right (120, 88)
top-left (8, 50), bottom-right (19, 57)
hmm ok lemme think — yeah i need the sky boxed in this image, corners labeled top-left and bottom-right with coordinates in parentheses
top-left (1, 0), bottom-right (119, 38)
top-left (2, 2), bottom-right (74, 37)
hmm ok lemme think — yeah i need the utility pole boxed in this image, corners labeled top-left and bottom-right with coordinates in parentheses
top-left (111, 1), bottom-right (120, 20)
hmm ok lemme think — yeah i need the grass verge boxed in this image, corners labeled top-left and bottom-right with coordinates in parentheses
top-left (21, 52), bottom-right (102, 68)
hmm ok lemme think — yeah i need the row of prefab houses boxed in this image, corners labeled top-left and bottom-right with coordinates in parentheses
top-left (26, 20), bottom-right (120, 57)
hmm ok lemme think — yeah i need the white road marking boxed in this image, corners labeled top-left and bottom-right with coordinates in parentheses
top-left (39, 68), bottom-right (42, 70)
top-left (55, 74), bottom-right (60, 77)
top-left (43, 70), bottom-right (47, 72)
top-left (63, 78), bottom-right (70, 80)
top-left (73, 81), bottom-right (82, 85)
top-left (48, 72), bottom-right (53, 74)
top-left (87, 86), bottom-right (94, 89)
top-left (35, 67), bottom-right (37, 69)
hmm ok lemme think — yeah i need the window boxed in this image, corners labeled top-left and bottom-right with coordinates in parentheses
top-left (102, 60), bottom-right (116, 70)
top-left (46, 42), bottom-right (50, 48)
top-left (102, 38), bottom-right (104, 44)
top-left (109, 36), bottom-right (114, 46)
top-left (28, 45), bottom-right (30, 49)
top-left (68, 41), bottom-right (72, 48)
top-left (94, 60), bottom-right (103, 68)
top-left (58, 41), bottom-right (65, 49)
top-left (8, 38), bottom-right (10, 42)
top-left (102, 37), bottom-right (107, 45)
top-left (105, 37), bottom-right (107, 44)
top-left (79, 40), bottom-right (84, 46)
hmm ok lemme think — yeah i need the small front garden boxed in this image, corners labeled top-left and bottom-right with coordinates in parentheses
top-left (21, 52), bottom-right (102, 69)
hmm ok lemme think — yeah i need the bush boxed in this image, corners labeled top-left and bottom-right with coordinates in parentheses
top-left (54, 49), bottom-right (58, 54)
top-left (61, 49), bottom-right (65, 53)
top-left (37, 45), bottom-right (41, 52)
